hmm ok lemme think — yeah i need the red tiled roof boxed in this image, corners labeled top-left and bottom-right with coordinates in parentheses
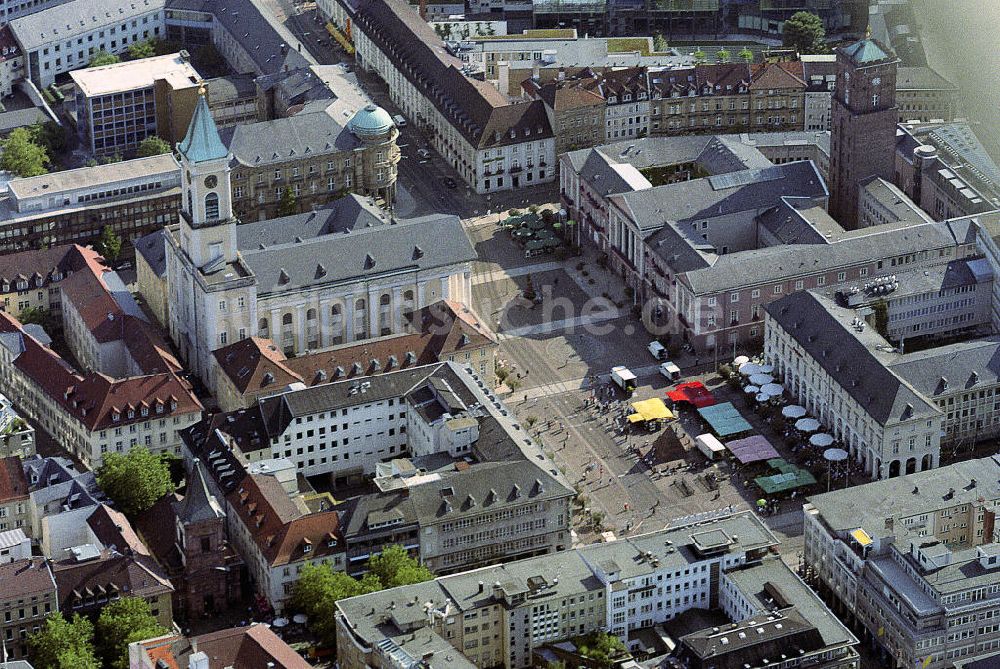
top-left (213, 300), bottom-right (496, 399)
top-left (0, 244), bottom-right (101, 289)
top-left (87, 504), bottom-right (152, 557)
top-left (193, 624), bottom-right (311, 669)
top-left (749, 61), bottom-right (806, 89)
top-left (0, 308), bottom-right (201, 434)
top-left (0, 455), bottom-right (28, 502)
top-left (0, 557), bottom-right (55, 600)
top-left (226, 475), bottom-right (342, 567)
top-left (52, 547), bottom-right (173, 613)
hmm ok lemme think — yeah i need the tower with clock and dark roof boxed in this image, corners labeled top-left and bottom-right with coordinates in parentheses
top-left (828, 31), bottom-right (901, 229)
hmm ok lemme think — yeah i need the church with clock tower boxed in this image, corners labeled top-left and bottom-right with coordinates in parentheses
top-left (156, 89), bottom-right (475, 389)
top-left (828, 32), bottom-right (900, 230)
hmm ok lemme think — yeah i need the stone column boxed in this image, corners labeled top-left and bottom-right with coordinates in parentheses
top-left (392, 286), bottom-right (403, 333)
top-left (295, 304), bottom-right (306, 353)
top-left (269, 308), bottom-right (281, 344)
top-left (320, 300), bottom-right (331, 347)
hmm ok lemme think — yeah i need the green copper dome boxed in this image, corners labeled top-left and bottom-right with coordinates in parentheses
top-left (843, 38), bottom-right (889, 65)
top-left (178, 92), bottom-right (228, 163)
top-left (348, 104), bottom-right (394, 139)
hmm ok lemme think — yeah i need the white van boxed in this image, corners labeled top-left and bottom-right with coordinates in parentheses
top-left (659, 360), bottom-right (681, 381)
top-left (647, 340), bottom-right (667, 360)
top-left (393, 114), bottom-right (407, 127)
top-left (695, 433), bottom-right (726, 460)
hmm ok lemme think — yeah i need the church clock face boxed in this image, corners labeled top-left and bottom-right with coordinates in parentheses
top-left (872, 77), bottom-right (881, 86)
top-left (204, 175), bottom-right (218, 189)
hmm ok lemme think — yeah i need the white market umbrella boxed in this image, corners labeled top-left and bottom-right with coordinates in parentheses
top-left (756, 393), bottom-right (770, 403)
top-left (744, 384), bottom-right (760, 394)
top-left (810, 433), bottom-right (835, 448)
top-left (272, 617), bottom-right (289, 628)
top-left (782, 405), bottom-right (807, 419)
top-left (795, 418), bottom-right (821, 433)
top-left (293, 614), bottom-right (308, 625)
top-left (749, 373), bottom-right (774, 386)
top-left (758, 364), bottom-right (775, 374)
top-left (733, 355), bottom-right (750, 366)
top-left (739, 362), bottom-right (762, 376)
top-left (760, 383), bottom-right (784, 397)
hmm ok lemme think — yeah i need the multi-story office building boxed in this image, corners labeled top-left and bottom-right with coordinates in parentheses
top-left (765, 285), bottom-right (1000, 479)
top-left (325, 0), bottom-right (556, 194)
top-left (70, 52), bottom-right (201, 157)
top-left (152, 93), bottom-right (470, 387)
top-left (336, 512), bottom-right (859, 669)
top-left (182, 360), bottom-right (574, 610)
top-left (10, 0), bottom-right (166, 88)
top-left (896, 66), bottom-right (960, 123)
top-left (0, 154), bottom-right (181, 255)
top-left (803, 457), bottom-right (1000, 669)
top-left (0, 557), bottom-right (56, 661)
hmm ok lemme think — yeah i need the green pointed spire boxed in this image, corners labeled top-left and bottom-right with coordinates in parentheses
top-left (177, 85), bottom-right (228, 163)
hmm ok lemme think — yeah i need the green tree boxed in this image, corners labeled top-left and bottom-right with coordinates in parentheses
top-left (136, 135), bottom-right (172, 157)
top-left (28, 613), bottom-right (99, 669)
top-left (96, 447), bottom-right (174, 517)
top-left (99, 153), bottom-right (123, 165)
top-left (575, 631), bottom-right (627, 667)
top-left (95, 597), bottom-right (167, 669)
top-left (277, 186), bottom-right (298, 216)
top-left (739, 46), bottom-right (754, 63)
top-left (31, 120), bottom-right (68, 155)
top-left (97, 225), bottom-right (123, 264)
top-left (716, 48), bottom-right (731, 63)
top-left (127, 39), bottom-right (156, 60)
top-left (290, 563), bottom-right (381, 645)
top-left (0, 127), bottom-right (49, 177)
top-left (18, 305), bottom-right (58, 331)
top-left (693, 48), bottom-right (707, 64)
top-left (88, 50), bottom-right (121, 67)
top-left (369, 544), bottom-right (434, 588)
top-left (652, 33), bottom-right (668, 52)
top-left (782, 11), bottom-right (826, 54)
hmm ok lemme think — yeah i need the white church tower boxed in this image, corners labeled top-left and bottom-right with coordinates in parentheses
top-left (165, 86), bottom-right (257, 386)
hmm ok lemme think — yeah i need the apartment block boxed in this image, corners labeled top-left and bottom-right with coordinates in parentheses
top-left (0, 154), bottom-right (181, 256)
top-left (336, 512), bottom-right (859, 669)
top-left (0, 557), bottom-right (56, 661)
top-left (182, 361), bottom-right (573, 611)
top-left (803, 457), bottom-right (1000, 668)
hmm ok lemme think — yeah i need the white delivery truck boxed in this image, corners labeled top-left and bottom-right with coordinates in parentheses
top-left (647, 340), bottom-right (667, 360)
top-left (695, 433), bottom-right (726, 460)
top-left (610, 366), bottom-right (637, 393)
top-left (659, 360), bottom-right (681, 382)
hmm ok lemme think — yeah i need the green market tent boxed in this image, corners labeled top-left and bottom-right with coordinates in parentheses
top-left (755, 468), bottom-right (817, 494)
top-left (697, 402), bottom-right (753, 438)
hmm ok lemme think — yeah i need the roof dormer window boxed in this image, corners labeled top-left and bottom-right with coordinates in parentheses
top-left (607, 95), bottom-right (616, 103)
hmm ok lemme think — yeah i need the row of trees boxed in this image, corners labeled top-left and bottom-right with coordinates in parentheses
top-left (0, 121), bottom-right (67, 177)
top-left (29, 597), bottom-right (166, 669)
top-left (290, 544), bottom-right (434, 646)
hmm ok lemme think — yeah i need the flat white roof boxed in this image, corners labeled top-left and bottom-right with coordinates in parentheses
top-left (70, 53), bottom-right (201, 97)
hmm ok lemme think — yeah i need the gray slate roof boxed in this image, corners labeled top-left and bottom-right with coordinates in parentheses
top-left (223, 109), bottom-right (358, 167)
top-left (896, 66), bottom-right (958, 91)
top-left (134, 229), bottom-right (167, 278)
top-left (10, 0), bottom-right (163, 50)
top-left (238, 207), bottom-right (473, 297)
top-left (764, 291), bottom-right (938, 425)
top-left (888, 338), bottom-right (1000, 399)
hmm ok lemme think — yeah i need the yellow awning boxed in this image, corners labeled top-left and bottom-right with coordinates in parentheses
top-left (850, 528), bottom-right (873, 547)
top-left (627, 413), bottom-right (644, 423)
top-left (629, 398), bottom-right (674, 421)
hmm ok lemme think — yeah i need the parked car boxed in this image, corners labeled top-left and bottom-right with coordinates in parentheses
top-left (393, 114), bottom-right (407, 127)
top-left (417, 148), bottom-right (431, 160)
top-left (647, 340), bottom-right (667, 360)
top-left (659, 360), bottom-right (681, 382)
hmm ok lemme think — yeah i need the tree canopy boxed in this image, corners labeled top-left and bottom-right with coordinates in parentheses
top-left (369, 544), bottom-right (434, 588)
top-left (290, 545), bottom-right (433, 645)
top-left (1, 127), bottom-right (50, 177)
top-left (127, 39), bottom-right (156, 60)
top-left (28, 613), bottom-right (100, 669)
top-left (89, 50), bottom-right (121, 67)
top-left (575, 631), bottom-right (627, 667)
top-left (97, 225), bottom-right (123, 264)
top-left (96, 447), bottom-right (175, 517)
top-left (782, 11), bottom-right (827, 54)
top-left (738, 46), bottom-right (754, 63)
top-left (95, 597), bottom-right (167, 669)
top-left (136, 135), bottom-right (172, 158)
top-left (277, 186), bottom-right (298, 216)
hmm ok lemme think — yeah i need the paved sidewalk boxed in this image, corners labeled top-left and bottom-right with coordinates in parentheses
top-left (472, 261), bottom-right (564, 285)
top-left (516, 363), bottom-right (665, 401)
top-left (498, 310), bottom-right (621, 338)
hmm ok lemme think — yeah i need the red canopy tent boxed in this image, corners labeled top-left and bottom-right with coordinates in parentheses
top-left (666, 381), bottom-right (716, 408)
